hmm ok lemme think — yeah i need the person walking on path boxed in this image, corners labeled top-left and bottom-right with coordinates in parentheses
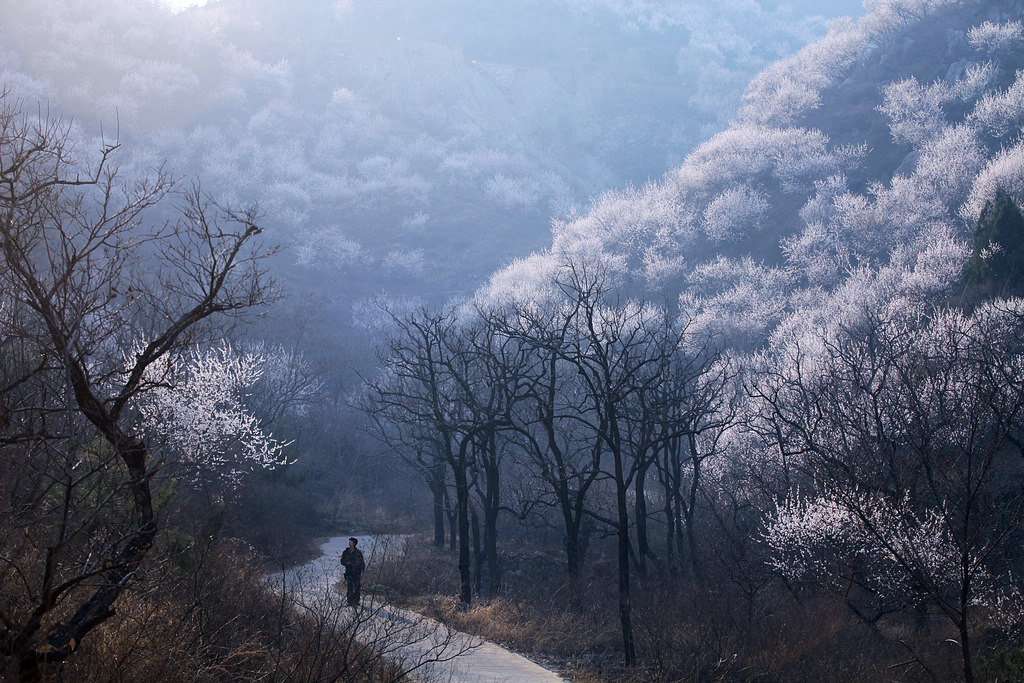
top-left (341, 537), bottom-right (366, 606)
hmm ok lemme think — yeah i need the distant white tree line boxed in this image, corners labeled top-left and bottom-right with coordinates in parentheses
top-left (0, 0), bottom-right (844, 284)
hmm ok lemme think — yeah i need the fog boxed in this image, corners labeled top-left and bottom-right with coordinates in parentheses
top-left (0, 0), bottom-right (862, 304)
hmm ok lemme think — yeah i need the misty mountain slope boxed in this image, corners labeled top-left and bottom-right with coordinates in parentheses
top-left (0, 0), bottom-right (858, 297)
top-left (477, 0), bottom-right (1024, 350)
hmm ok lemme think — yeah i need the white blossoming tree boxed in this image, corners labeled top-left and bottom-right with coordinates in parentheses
top-left (0, 94), bottom-right (277, 680)
top-left (130, 343), bottom-right (291, 490)
top-left (752, 300), bottom-right (1024, 683)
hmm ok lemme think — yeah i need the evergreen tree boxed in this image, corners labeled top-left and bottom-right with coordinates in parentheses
top-left (962, 189), bottom-right (1024, 299)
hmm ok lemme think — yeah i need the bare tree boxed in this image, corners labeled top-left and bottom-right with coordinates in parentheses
top-left (650, 348), bottom-right (738, 579)
top-left (358, 394), bottom-right (450, 549)
top-left (495, 298), bottom-right (602, 578)
top-left (0, 95), bottom-right (276, 680)
top-left (546, 259), bottom-right (686, 667)
top-left (361, 302), bottom-right (491, 607)
top-left (464, 308), bottom-right (536, 597)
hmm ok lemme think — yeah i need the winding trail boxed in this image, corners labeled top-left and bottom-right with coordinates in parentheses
top-left (276, 535), bottom-right (565, 682)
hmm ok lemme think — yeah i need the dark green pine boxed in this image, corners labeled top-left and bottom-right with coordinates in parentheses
top-left (962, 188), bottom-right (1024, 299)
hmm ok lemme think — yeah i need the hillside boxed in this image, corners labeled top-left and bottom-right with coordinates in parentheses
top-left (479, 0), bottom-right (1024, 350)
top-left (0, 0), bottom-right (859, 300)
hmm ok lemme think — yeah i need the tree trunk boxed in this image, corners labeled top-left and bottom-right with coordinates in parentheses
top-left (443, 487), bottom-right (457, 552)
top-left (616, 483), bottom-right (636, 667)
top-left (634, 459), bottom-right (651, 580)
top-left (471, 505), bottom-right (482, 594)
top-left (550, 440), bottom-right (584, 576)
top-left (611, 439), bottom-right (636, 666)
top-left (960, 566), bottom-right (974, 683)
top-left (16, 440), bottom-right (156, 682)
top-left (481, 442), bottom-right (501, 597)
top-left (560, 484), bottom-right (581, 577)
top-left (653, 442), bottom-right (674, 574)
top-left (454, 464), bottom-right (472, 606)
top-left (685, 434), bottom-right (702, 578)
top-left (959, 619), bottom-right (974, 683)
top-left (429, 468), bottom-right (446, 548)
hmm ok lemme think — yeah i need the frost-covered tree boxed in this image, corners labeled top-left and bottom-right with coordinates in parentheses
top-left (971, 69), bottom-right (1024, 140)
top-left (739, 14), bottom-right (867, 127)
top-left (961, 140), bottom-right (1024, 224)
top-left (680, 257), bottom-right (795, 350)
top-left (878, 76), bottom-right (952, 147)
top-left (968, 19), bottom-right (1024, 57)
top-left (702, 186), bottom-right (770, 244)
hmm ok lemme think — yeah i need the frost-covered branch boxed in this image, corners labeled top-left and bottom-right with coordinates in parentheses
top-left (129, 342), bottom-right (292, 487)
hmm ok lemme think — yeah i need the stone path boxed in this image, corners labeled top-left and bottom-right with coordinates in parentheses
top-left (274, 534), bottom-right (565, 682)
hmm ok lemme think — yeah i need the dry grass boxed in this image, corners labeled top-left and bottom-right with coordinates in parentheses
top-left (374, 535), bottom-right (980, 682)
top-left (428, 593), bottom-right (617, 657)
top-left (17, 533), bottom-right (402, 682)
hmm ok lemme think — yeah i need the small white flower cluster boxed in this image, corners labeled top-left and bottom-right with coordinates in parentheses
top-left (766, 485), bottom-right (1021, 616)
top-left (980, 241), bottom-right (1004, 261)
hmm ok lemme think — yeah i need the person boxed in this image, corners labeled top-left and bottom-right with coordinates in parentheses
top-left (340, 537), bottom-right (365, 606)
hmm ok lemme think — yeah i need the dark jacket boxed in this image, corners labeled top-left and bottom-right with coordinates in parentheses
top-left (341, 547), bottom-right (365, 578)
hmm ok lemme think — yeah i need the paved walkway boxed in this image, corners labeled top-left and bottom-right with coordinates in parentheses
top-left (359, 601), bottom-right (564, 682)
top-left (274, 535), bottom-right (565, 682)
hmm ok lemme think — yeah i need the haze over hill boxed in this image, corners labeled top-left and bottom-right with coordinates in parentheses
top-left (0, 0), bottom-right (860, 302)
